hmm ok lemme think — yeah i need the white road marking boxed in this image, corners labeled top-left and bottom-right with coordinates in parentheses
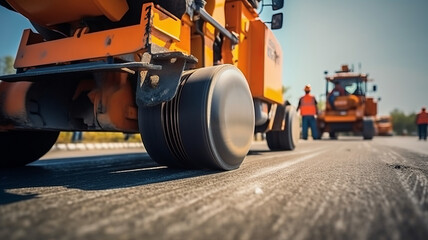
top-left (111, 166), bottom-right (167, 173)
top-left (250, 149), bottom-right (327, 179)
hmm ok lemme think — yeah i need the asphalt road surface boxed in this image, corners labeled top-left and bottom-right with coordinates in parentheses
top-left (1, 136), bottom-right (427, 240)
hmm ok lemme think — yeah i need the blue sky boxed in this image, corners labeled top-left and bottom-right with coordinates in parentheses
top-left (1, 0), bottom-right (427, 115)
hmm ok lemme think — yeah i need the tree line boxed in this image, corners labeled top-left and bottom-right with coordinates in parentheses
top-left (0, 55), bottom-right (15, 74)
top-left (389, 109), bottom-right (417, 136)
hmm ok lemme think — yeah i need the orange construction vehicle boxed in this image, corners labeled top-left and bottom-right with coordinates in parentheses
top-left (317, 65), bottom-right (377, 140)
top-left (376, 115), bottom-right (393, 136)
top-left (0, 0), bottom-right (299, 169)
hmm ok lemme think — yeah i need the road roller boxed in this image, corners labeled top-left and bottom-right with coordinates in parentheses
top-left (0, 0), bottom-right (299, 169)
top-left (317, 65), bottom-right (378, 140)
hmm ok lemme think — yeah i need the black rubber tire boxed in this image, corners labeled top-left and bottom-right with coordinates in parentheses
top-left (139, 65), bottom-right (255, 170)
top-left (363, 119), bottom-right (375, 140)
top-left (0, 130), bottom-right (59, 167)
top-left (329, 131), bottom-right (337, 139)
top-left (266, 105), bottom-right (300, 151)
top-left (266, 131), bottom-right (279, 150)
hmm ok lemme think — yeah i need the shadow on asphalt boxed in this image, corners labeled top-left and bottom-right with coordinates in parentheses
top-left (247, 150), bottom-right (271, 155)
top-left (0, 153), bottom-right (218, 205)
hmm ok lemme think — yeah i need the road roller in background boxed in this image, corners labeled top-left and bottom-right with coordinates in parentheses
top-left (375, 115), bottom-right (393, 136)
top-left (0, 0), bottom-right (299, 169)
top-left (317, 65), bottom-right (378, 140)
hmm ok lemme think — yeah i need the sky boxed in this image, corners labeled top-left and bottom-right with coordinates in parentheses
top-left (1, 0), bottom-right (427, 115)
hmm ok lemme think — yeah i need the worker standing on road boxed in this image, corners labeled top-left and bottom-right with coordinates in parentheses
top-left (416, 107), bottom-right (428, 141)
top-left (297, 84), bottom-right (319, 140)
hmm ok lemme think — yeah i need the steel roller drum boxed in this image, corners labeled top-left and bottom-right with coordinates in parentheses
top-left (139, 64), bottom-right (254, 170)
top-left (178, 65), bottom-right (254, 170)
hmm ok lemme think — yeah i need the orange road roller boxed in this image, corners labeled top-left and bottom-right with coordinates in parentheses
top-left (0, 0), bottom-right (299, 169)
top-left (317, 65), bottom-right (378, 140)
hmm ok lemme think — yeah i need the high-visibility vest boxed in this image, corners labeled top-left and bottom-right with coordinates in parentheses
top-left (300, 94), bottom-right (317, 116)
top-left (416, 111), bottom-right (428, 124)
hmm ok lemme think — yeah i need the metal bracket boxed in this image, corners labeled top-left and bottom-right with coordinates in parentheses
top-left (136, 51), bottom-right (197, 107)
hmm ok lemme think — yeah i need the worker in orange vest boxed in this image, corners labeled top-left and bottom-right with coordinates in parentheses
top-left (416, 107), bottom-right (428, 140)
top-left (297, 84), bottom-right (319, 140)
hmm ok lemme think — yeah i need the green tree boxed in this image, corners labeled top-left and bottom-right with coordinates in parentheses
top-left (390, 109), bottom-right (417, 135)
top-left (282, 85), bottom-right (288, 96)
top-left (317, 100), bottom-right (326, 111)
top-left (0, 56), bottom-right (15, 75)
top-left (407, 112), bottom-right (417, 134)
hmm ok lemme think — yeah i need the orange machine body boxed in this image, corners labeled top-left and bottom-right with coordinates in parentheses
top-left (1, 0), bottom-right (285, 132)
top-left (0, 0), bottom-right (300, 168)
top-left (223, 0), bottom-right (283, 104)
top-left (7, 0), bottom-right (129, 26)
top-left (13, 4), bottom-right (186, 69)
top-left (376, 116), bottom-right (393, 136)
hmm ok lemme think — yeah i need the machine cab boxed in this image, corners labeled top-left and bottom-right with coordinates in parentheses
top-left (325, 65), bottom-right (370, 111)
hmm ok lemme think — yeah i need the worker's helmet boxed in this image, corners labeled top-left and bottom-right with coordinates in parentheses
top-left (304, 84), bottom-right (311, 92)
